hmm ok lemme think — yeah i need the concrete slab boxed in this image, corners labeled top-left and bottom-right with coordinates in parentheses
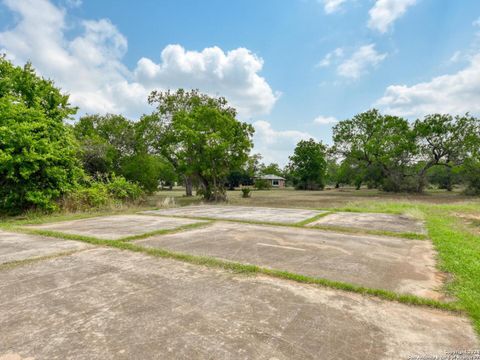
top-left (0, 230), bottom-right (91, 265)
top-left (142, 205), bottom-right (324, 224)
top-left (135, 222), bottom-right (442, 298)
top-left (27, 215), bottom-right (206, 240)
top-left (0, 248), bottom-right (476, 359)
top-left (307, 211), bottom-right (426, 234)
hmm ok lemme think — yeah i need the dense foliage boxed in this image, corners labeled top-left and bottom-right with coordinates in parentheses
top-left (143, 89), bottom-right (254, 201)
top-left (61, 175), bottom-right (143, 212)
top-left (2, 57), bottom-right (480, 216)
top-left (0, 58), bottom-right (82, 213)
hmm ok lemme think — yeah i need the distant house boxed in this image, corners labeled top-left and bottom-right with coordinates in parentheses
top-left (256, 174), bottom-right (286, 188)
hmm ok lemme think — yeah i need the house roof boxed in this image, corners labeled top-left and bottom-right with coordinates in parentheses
top-left (257, 174), bottom-right (286, 180)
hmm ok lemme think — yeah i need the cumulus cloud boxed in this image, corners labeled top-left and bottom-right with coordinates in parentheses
top-left (321, 0), bottom-right (348, 14)
top-left (368, 0), bottom-right (417, 33)
top-left (313, 115), bottom-right (338, 124)
top-left (337, 44), bottom-right (386, 79)
top-left (375, 53), bottom-right (480, 118)
top-left (253, 120), bottom-right (314, 166)
top-left (135, 45), bottom-right (278, 117)
top-left (0, 0), bottom-right (278, 118)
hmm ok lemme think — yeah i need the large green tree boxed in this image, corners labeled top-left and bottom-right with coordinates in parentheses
top-left (142, 89), bottom-right (254, 200)
top-left (0, 58), bottom-right (81, 213)
top-left (414, 113), bottom-right (478, 192)
top-left (288, 139), bottom-right (327, 190)
top-left (333, 109), bottom-right (417, 192)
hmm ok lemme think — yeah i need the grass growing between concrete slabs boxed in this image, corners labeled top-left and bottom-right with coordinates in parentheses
top-left (0, 206), bottom-right (157, 228)
top-left (7, 225), bottom-right (463, 314)
top-left (145, 212), bottom-right (427, 239)
top-left (0, 249), bottom-right (88, 271)
top-left (295, 211), bottom-right (332, 226)
top-left (119, 220), bottom-right (214, 242)
top-left (333, 200), bottom-right (480, 335)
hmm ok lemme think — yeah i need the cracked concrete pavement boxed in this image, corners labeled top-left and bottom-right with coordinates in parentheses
top-left (135, 221), bottom-right (442, 298)
top-left (0, 247), bottom-right (477, 360)
top-left (142, 205), bottom-right (325, 224)
top-left (27, 215), bottom-right (207, 240)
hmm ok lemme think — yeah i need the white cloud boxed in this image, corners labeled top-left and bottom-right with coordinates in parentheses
top-left (337, 44), bottom-right (386, 79)
top-left (134, 45), bottom-right (278, 117)
top-left (313, 115), bottom-right (338, 124)
top-left (368, 0), bottom-right (417, 33)
top-left (0, 0), bottom-right (278, 118)
top-left (253, 120), bottom-right (314, 166)
top-left (375, 54), bottom-right (480, 118)
top-left (321, 0), bottom-right (348, 14)
top-left (316, 48), bottom-right (344, 67)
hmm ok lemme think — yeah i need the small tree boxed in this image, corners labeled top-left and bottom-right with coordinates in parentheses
top-left (288, 139), bottom-right (327, 190)
top-left (0, 58), bottom-right (81, 213)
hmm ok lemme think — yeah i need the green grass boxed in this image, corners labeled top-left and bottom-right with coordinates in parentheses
top-left (295, 211), bottom-right (332, 226)
top-left (7, 226), bottom-right (461, 313)
top-left (426, 210), bottom-right (480, 334)
top-left (146, 212), bottom-right (426, 239)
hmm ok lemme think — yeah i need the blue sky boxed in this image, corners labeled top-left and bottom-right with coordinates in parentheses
top-left (1, 0), bottom-right (480, 165)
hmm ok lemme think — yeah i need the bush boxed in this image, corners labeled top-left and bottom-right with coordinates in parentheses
top-left (61, 176), bottom-right (143, 212)
top-left (255, 179), bottom-right (272, 190)
top-left (241, 187), bottom-right (251, 198)
top-left (105, 174), bottom-right (143, 201)
top-left (0, 59), bottom-right (81, 214)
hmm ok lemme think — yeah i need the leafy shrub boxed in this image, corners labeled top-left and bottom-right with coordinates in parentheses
top-left (105, 174), bottom-right (143, 201)
top-left (0, 59), bottom-right (81, 214)
top-left (61, 176), bottom-right (143, 212)
top-left (241, 187), bottom-right (251, 198)
top-left (255, 179), bottom-right (272, 190)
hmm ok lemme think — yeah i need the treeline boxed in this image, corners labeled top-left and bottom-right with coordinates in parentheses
top-left (0, 58), bottom-right (255, 213)
top-left (328, 109), bottom-right (480, 194)
top-left (1, 58), bottom-right (479, 214)
top-left (249, 110), bottom-right (480, 194)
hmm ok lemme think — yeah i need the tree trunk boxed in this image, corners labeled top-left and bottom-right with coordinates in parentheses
top-left (184, 176), bottom-right (193, 197)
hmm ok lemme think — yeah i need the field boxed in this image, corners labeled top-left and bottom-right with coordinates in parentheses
top-left (1, 187), bottom-right (479, 359)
